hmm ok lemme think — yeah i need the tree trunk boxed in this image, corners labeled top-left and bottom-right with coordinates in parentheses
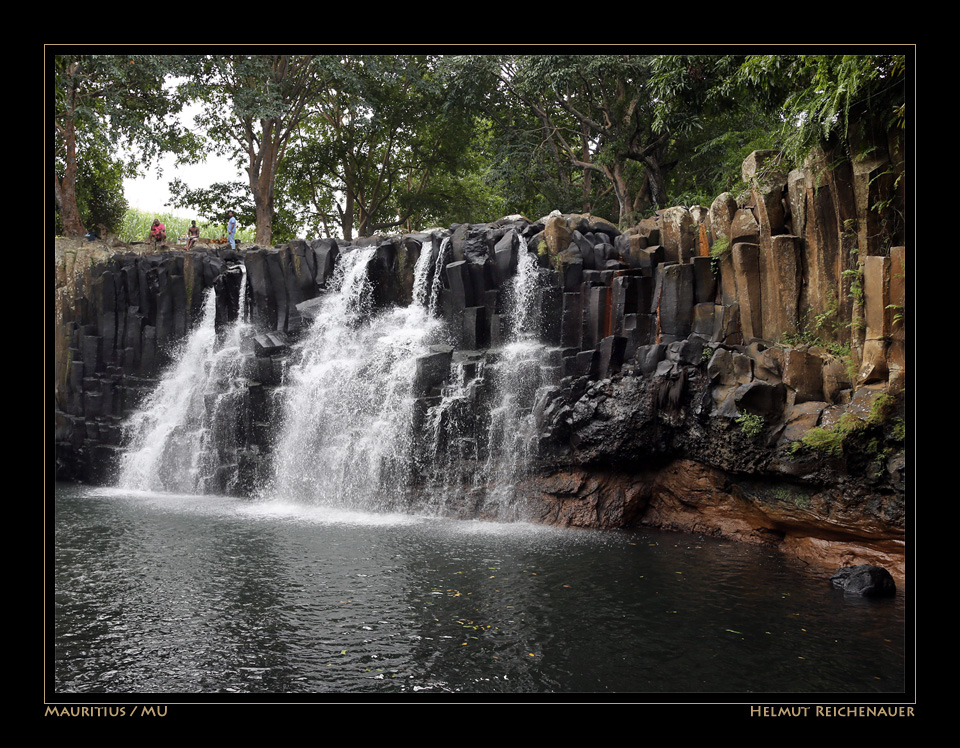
top-left (254, 197), bottom-right (272, 246)
top-left (357, 203), bottom-right (371, 238)
top-left (606, 159), bottom-right (635, 227)
top-left (580, 121), bottom-right (593, 214)
top-left (340, 189), bottom-right (355, 242)
top-left (643, 154), bottom-right (667, 211)
top-left (56, 116), bottom-right (86, 237)
top-left (248, 118), bottom-right (282, 246)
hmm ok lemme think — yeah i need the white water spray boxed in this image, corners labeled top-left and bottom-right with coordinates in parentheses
top-left (265, 247), bottom-right (443, 510)
top-left (412, 235), bottom-right (450, 316)
top-left (116, 234), bottom-right (560, 521)
top-left (118, 271), bottom-right (251, 494)
top-left (478, 246), bottom-right (554, 516)
top-left (416, 241), bottom-right (556, 519)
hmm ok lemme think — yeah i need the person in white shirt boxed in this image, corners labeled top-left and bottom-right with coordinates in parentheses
top-left (227, 210), bottom-right (237, 250)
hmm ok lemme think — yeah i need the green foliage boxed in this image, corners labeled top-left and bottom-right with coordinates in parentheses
top-left (664, 122), bottom-right (781, 208)
top-left (267, 54), bottom-right (490, 239)
top-left (709, 235), bottom-right (730, 275)
top-left (891, 417), bottom-right (906, 443)
top-left (185, 54), bottom-right (333, 244)
top-left (867, 393), bottom-right (897, 427)
top-left (448, 54), bottom-right (667, 224)
top-left (54, 144), bottom-right (129, 236)
top-left (735, 54), bottom-right (907, 166)
top-left (886, 303), bottom-right (905, 327)
top-left (649, 55), bottom-right (785, 204)
top-left (791, 423), bottom-right (847, 458)
top-left (709, 236), bottom-right (731, 257)
top-left (736, 412), bottom-right (765, 438)
top-left (842, 267), bottom-right (865, 306)
top-left (790, 393), bottom-right (902, 459)
top-left (71, 53), bottom-right (907, 245)
top-left (54, 54), bottom-right (201, 165)
top-left (167, 179), bottom-right (262, 237)
top-left (53, 53), bottom-right (204, 236)
top-left (780, 290), bottom-right (851, 355)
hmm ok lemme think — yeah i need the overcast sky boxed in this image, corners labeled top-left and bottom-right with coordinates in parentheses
top-left (123, 151), bottom-right (243, 218)
top-left (121, 95), bottom-right (244, 218)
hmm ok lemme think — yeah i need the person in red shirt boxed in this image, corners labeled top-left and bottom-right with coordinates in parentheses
top-left (150, 219), bottom-right (167, 249)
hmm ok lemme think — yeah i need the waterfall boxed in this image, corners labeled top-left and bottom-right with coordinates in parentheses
top-left (264, 247), bottom-right (443, 511)
top-left (117, 269), bottom-right (251, 494)
top-left (414, 241), bottom-right (556, 520)
top-left (477, 246), bottom-right (554, 518)
top-left (412, 235), bottom-right (450, 315)
top-left (115, 232), bottom-right (560, 522)
top-left (505, 245), bottom-right (543, 342)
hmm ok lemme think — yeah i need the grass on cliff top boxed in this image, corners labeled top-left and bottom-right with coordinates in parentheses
top-left (119, 208), bottom-right (256, 246)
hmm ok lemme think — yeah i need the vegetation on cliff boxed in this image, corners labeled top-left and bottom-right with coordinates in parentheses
top-left (52, 51), bottom-right (909, 246)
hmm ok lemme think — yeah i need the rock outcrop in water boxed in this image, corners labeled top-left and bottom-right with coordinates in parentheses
top-left (52, 148), bottom-right (908, 581)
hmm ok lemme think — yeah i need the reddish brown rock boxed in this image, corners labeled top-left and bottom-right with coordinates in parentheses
top-left (525, 460), bottom-right (905, 582)
top-left (523, 469), bottom-right (653, 529)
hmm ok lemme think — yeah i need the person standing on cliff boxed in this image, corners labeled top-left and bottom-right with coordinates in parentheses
top-left (186, 220), bottom-right (200, 250)
top-left (227, 210), bottom-right (237, 250)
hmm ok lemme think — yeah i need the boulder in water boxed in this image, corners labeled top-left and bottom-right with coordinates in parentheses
top-left (830, 564), bottom-right (896, 597)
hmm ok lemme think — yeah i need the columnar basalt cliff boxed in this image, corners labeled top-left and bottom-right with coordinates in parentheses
top-left (53, 149), bottom-right (908, 580)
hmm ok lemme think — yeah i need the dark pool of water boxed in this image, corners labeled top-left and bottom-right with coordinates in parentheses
top-left (50, 483), bottom-right (907, 698)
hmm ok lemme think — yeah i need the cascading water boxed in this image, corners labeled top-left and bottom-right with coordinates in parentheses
top-left (476, 245), bottom-right (556, 517)
top-left (415, 239), bottom-right (557, 520)
top-left (265, 246), bottom-right (445, 511)
top-left (116, 234), bottom-right (558, 522)
top-left (117, 269), bottom-right (251, 495)
top-left (413, 235), bottom-right (451, 316)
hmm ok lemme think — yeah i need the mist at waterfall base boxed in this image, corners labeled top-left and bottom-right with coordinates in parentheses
top-left (52, 244), bottom-right (907, 697)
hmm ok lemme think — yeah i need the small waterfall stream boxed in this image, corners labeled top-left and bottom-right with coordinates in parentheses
top-left (265, 246), bottom-right (445, 511)
top-left (118, 267), bottom-right (251, 495)
top-left (415, 242), bottom-right (556, 519)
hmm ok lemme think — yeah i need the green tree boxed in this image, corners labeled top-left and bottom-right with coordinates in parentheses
top-left (53, 53), bottom-right (198, 237)
top-left (735, 52), bottom-right (907, 246)
top-left (647, 54), bottom-right (785, 205)
top-left (167, 179), bottom-right (255, 236)
top-left (452, 54), bottom-right (677, 226)
top-left (53, 138), bottom-right (128, 238)
top-left (187, 54), bottom-right (330, 246)
top-left (278, 55), bottom-right (491, 240)
top-left (735, 53), bottom-right (907, 165)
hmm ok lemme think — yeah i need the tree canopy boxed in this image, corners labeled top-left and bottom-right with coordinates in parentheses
top-left (53, 50), bottom-right (910, 241)
top-left (736, 53), bottom-right (906, 164)
top-left (182, 54), bottom-right (330, 246)
top-left (277, 55), bottom-right (494, 241)
top-left (53, 53), bottom-right (200, 237)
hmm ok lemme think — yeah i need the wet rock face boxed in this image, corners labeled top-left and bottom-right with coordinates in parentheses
top-left (54, 245), bottom-right (247, 482)
top-left (521, 342), bottom-right (905, 580)
top-left (520, 468), bottom-right (654, 530)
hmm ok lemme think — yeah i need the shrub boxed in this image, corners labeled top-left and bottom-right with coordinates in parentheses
top-left (791, 425), bottom-right (845, 458)
top-left (736, 412), bottom-right (765, 438)
top-left (790, 397), bottom-right (898, 459)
